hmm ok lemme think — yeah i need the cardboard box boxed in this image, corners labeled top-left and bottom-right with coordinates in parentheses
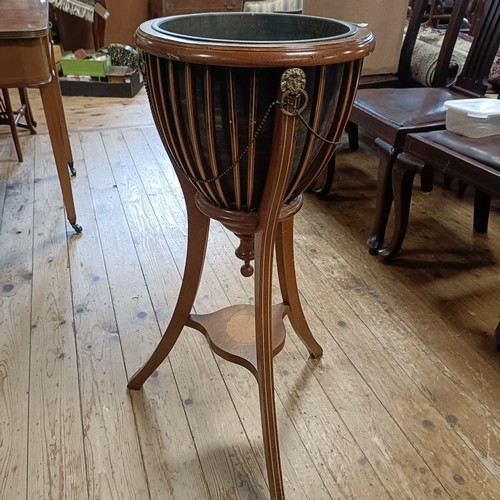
top-left (59, 70), bottom-right (143, 98)
top-left (303, 0), bottom-right (408, 76)
top-left (61, 52), bottom-right (111, 77)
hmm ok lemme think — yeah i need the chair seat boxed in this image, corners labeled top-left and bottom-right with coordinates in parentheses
top-left (419, 129), bottom-right (500, 170)
top-left (377, 123), bottom-right (500, 264)
top-left (354, 87), bottom-right (461, 127)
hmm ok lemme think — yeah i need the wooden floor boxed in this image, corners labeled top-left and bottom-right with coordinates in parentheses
top-left (1, 88), bottom-right (500, 500)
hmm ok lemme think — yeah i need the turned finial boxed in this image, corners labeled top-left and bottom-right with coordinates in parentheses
top-left (235, 234), bottom-right (255, 277)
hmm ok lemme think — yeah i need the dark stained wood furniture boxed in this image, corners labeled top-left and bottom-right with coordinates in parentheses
top-left (376, 101), bottom-right (500, 264)
top-left (356, 0), bottom-right (500, 258)
top-left (381, 118), bottom-right (500, 350)
top-left (427, 0), bottom-right (460, 27)
top-left (0, 0), bottom-right (81, 232)
top-left (0, 87), bottom-right (37, 162)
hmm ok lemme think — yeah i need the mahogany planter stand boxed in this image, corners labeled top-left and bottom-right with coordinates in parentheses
top-left (127, 13), bottom-right (374, 499)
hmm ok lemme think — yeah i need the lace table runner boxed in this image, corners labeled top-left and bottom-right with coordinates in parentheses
top-left (49, 0), bottom-right (96, 22)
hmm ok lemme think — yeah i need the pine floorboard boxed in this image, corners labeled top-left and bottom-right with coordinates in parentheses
top-left (0, 91), bottom-right (499, 499)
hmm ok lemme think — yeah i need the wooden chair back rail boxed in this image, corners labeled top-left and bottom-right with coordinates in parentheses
top-left (398, 0), bottom-right (435, 85)
top-left (454, 0), bottom-right (500, 95)
top-left (397, 0), bottom-right (425, 83)
top-left (427, 0), bottom-right (456, 27)
top-left (431, 0), bottom-right (471, 87)
top-left (385, 0), bottom-right (470, 88)
top-left (388, 0), bottom-right (473, 91)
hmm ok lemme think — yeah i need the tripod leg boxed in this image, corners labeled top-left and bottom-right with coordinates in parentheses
top-left (128, 184), bottom-right (210, 390)
top-left (252, 93), bottom-right (305, 498)
top-left (254, 227), bottom-right (285, 500)
top-left (276, 217), bottom-right (322, 358)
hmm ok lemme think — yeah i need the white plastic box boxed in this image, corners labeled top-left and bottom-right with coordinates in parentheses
top-left (444, 98), bottom-right (500, 138)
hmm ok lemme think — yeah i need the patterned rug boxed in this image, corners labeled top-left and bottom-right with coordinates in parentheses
top-left (408, 24), bottom-right (500, 92)
top-left (410, 26), bottom-right (469, 87)
top-left (49, 0), bottom-right (96, 22)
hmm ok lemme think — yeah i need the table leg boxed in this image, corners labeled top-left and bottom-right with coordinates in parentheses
top-left (18, 88), bottom-right (37, 133)
top-left (128, 181), bottom-right (210, 390)
top-left (1, 88), bottom-right (23, 162)
top-left (254, 224), bottom-right (285, 500)
top-left (39, 77), bottom-right (81, 233)
top-left (276, 217), bottom-right (323, 358)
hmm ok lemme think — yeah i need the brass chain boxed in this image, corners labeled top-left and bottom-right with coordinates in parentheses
top-left (173, 99), bottom-right (280, 185)
top-left (138, 54), bottom-right (341, 186)
top-left (172, 96), bottom-right (341, 186)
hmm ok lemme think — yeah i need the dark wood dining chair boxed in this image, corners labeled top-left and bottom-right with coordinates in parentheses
top-left (315, 0), bottom-right (468, 198)
top-left (355, 0), bottom-right (500, 258)
top-left (380, 101), bottom-right (500, 353)
top-left (427, 0), bottom-right (459, 28)
top-left (0, 87), bottom-right (37, 162)
top-left (375, 96), bottom-right (500, 264)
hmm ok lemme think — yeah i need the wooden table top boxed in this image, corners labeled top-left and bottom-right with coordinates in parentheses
top-left (0, 0), bottom-right (49, 39)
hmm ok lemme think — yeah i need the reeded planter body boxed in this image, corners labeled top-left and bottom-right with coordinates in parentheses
top-left (136, 13), bottom-right (374, 211)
